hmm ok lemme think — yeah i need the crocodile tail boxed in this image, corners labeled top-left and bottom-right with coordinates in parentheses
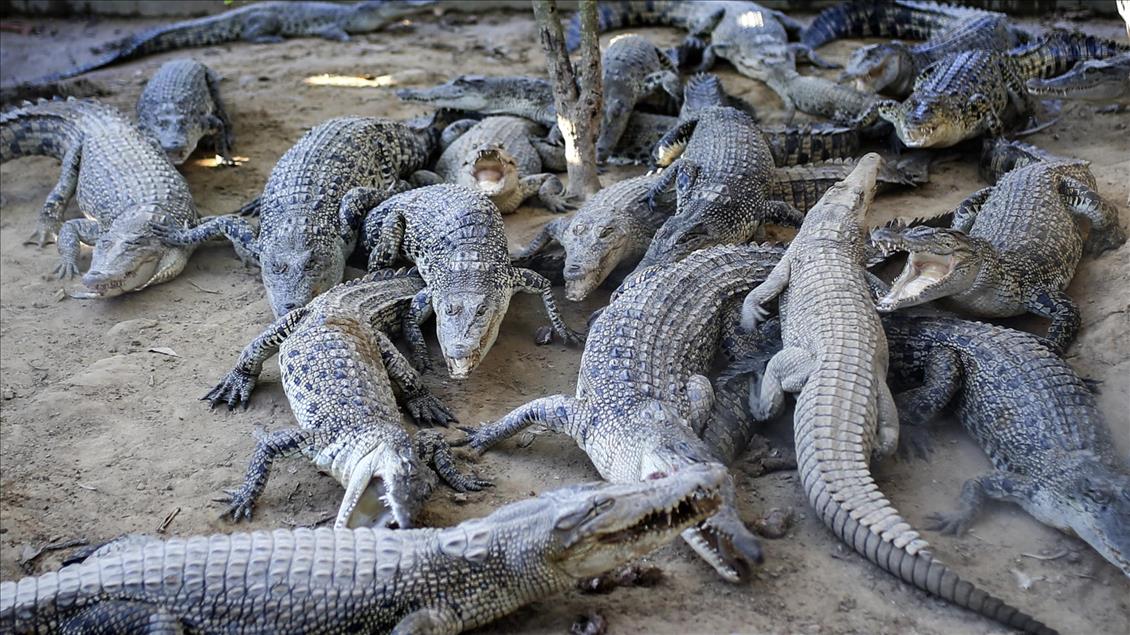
top-left (795, 383), bottom-right (1057, 635)
top-left (565, 0), bottom-right (688, 51)
top-left (1011, 31), bottom-right (1130, 80)
top-left (0, 97), bottom-right (89, 162)
top-left (801, 1), bottom-right (959, 49)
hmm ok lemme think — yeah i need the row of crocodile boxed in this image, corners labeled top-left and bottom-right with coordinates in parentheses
top-left (0, 0), bottom-right (1127, 633)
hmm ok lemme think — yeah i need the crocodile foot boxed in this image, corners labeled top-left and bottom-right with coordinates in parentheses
top-left (405, 392), bottom-right (457, 427)
top-left (925, 509), bottom-right (974, 536)
top-left (25, 226), bottom-right (56, 247)
top-left (216, 488), bottom-right (256, 523)
top-left (53, 260), bottom-right (79, 280)
top-left (897, 424), bottom-right (934, 461)
top-left (202, 370), bottom-right (257, 410)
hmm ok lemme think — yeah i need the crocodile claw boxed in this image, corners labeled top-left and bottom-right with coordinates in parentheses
top-left (217, 488), bottom-right (255, 523)
top-left (405, 392), bottom-right (457, 427)
top-left (925, 510), bottom-right (973, 536)
top-left (25, 226), bottom-right (56, 247)
top-left (202, 370), bottom-right (257, 410)
top-left (897, 425), bottom-right (934, 461)
top-left (53, 260), bottom-right (80, 280)
top-left (556, 326), bottom-right (587, 347)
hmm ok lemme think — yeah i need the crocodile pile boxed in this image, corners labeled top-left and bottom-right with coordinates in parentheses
top-left (0, 2), bottom-right (1126, 634)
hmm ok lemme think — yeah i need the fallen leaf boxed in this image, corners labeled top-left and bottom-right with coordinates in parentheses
top-left (148, 347), bottom-right (180, 357)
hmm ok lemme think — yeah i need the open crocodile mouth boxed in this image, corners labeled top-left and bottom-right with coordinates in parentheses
top-left (470, 150), bottom-right (513, 196)
top-left (873, 236), bottom-right (957, 309)
top-left (598, 486), bottom-right (721, 544)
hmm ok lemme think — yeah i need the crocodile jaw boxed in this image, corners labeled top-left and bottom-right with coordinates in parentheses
top-left (562, 239), bottom-right (630, 302)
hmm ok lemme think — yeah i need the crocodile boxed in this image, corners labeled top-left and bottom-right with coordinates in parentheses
top-left (364, 184), bottom-right (584, 379)
top-left (0, 464), bottom-right (726, 635)
top-left (801, 0), bottom-right (1000, 50)
top-left (842, 14), bottom-right (1029, 98)
top-left (977, 137), bottom-right (1062, 184)
top-left (0, 97), bottom-right (198, 298)
top-left (203, 268), bottom-right (486, 529)
top-left (872, 157), bottom-right (1125, 353)
top-left (879, 314), bottom-right (1130, 577)
top-left (413, 116), bottom-right (569, 214)
top-left (33, 1), bottom-right (440, 82)
top-left (152, 114), bottom-right (443, 317)
top-left (1027, 52), bottom-right (1130, 113)
top-left (563, 1), bottom-right (843, 118)
top-left (136, 58), bottom-right (233, 166)
top-left (597, 34), bottom-right (681, 161)
top-left (679, 72), bottom-right (758, 121)
top-left (635, 106), bottom-right (801, 270)
top-left (737, 153), bottom-right (1054, 634)
top-left (460, 244), bottom-right (790, 582)
top-left (512, 154), bottom-right (925, 302)
top-left (872, 32), bottom-right (1129, 148)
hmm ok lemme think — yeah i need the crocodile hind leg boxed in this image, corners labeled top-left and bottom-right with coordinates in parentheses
top-left (1059, 177), bottom-right (1127, 255)
top-left (365, 207), bottom-right (407, 271)
top-left (874, 376), bottom-right (900, 460)
top-left (376, 330), bottom-right (455, 426)
top-left (54, 218), bottom-right (101, 279)
top-left (749, 346), bottom-right (815, 422)
top-left (927, 470), bottom-right (1037, 536)
top-left (403, 288), bottom-right (435, 373)
top-left (1027, 288), bottom-right (1081, 354)
top-left (685, 374), bottom-right (716, 435)
top-left (515, 268), bottom-right (586, 345)
top-left (519, 173), bottom-right (572, 213)
top-left (339, 185), bottom-right (404, 238)
top-left (458, 394), bottom-right (576, 453)
top-left (893, 347), bottom-right (963, 459)
top-left (951, 187), bottom-right (992, 232)
top-left (59, 601), bottom-right (184, 634)
top-left (415, 429), bottom-right (492, 492)
top-left (27, 142), bottom-right (81, 247)
top-left (391, 608), bottom-right (462, 635)
top-left (221, 427), bottom-right (316, 522)
top-left (204, 306), bottom-right (310, 409)
top-left (740, 256), bottom-right (792, 330)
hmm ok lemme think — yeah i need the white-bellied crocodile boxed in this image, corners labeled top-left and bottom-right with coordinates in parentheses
top-left (137, 58), bottom-right (233, 166)
top-left (738, 154), bottom-right (1055, 634)
top-left (1027, 52), bottom-right (1130, 113)
top-left (0, 97), bottom-right (199, 298)
top-left (0, 464), bottom-right (728, 635)
top-left (203, 268), bottom-right (487, 530)
top-left (597, 33), bottom-right (681, 161)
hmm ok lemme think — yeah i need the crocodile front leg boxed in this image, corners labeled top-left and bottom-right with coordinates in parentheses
top-left (205, 67), bottom-right (235, 162)
top-left (415, 429), bottom-right (492, 493)
top-left (749, 346), bottom-right (815, 422)
top-left (365, 208), bottom-right (407, 271)
top-left (339, 185), bottom-right (404, 239)
top-left (204, 306), bottom-right (310, 409)
top-left (150, 214), bottom-right (260, 263)
top-left (519, 173), bottom-right (572, 213)
top-left (894, 346), bottom-right (963, 459)
top-left (376, 330), bottom-right (455, 426)
top-left (740, 256), bottom-right (792, 330)
top-left (403, 288), bottom-right (435, 373)
top-left (927, 470), bottom-right (1037, 536)
top-left (222, 427), bottom-right (316, 522)
top-left (511, 217), bottom-right (567, 261)
top-left (1059, 176), bottom-right (1127, 255)
top-left (458, 394), bottom-right (576, 453)
top-left (27, 142), bottom-right (81, 247)
top-left (1027, 288), bottom-right (1081, 354)
top-left (54, 218), bottom-right (101, 279)
top-left (514, 268), bottom-right (585, 345)
top-left (59, 601), bottom-right (184, 634)
top-left (533, 138), bottom-right (568, 172)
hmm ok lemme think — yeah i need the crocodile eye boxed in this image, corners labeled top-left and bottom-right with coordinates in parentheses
top-left (272, 262), bottom-right (289, 274)
top-left (598, 226), bottom-right (615, 239)
top-left (303, 258), bottom-right (317, 272)
top-left (572, 223), bottom-right (587, 236)
top-left (475, 304), bottom-right (487, 317)
top-left (445, 303), bottom-right (463, 316)
top-left (1083, 480), bottom-right (1112, 507)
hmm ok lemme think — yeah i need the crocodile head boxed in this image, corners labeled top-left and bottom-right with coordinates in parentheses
top-left (338, 433), bottom-right (432, 530)
top-left (843, 42), bottom-right (914, 96)
top-left (346, 0), bottom-right (433, 33)
top-left (397, 75), bottom-right (495, 111)
top-left (871, 226), bottom-right (983, 312)
top-left (137, 102), bottom-right (202, 165)
top-left (74, 207), bottom-right (188, 298)
top-left (1026, 54), bottom-right (1130, 103)
top-left (597, 88), bottom-right (633, 161)
top-left (559, 184), bottom-right (656, 301)
top-left (1054, 458), bottom-right (1130, 577)
top-left (468, 463), bottom-right (724, 580)
top-left (260, 219), bottom-right (348, 318)
top-left (434, 280), bottom-right (511, 379)
top-left (878, 96), bottom-right (973, 149)
top-left (460, 144), bottom-right (520, 202)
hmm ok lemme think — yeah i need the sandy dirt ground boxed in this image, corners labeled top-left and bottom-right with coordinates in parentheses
top-left (1, 5), bottom-right (1128, 634)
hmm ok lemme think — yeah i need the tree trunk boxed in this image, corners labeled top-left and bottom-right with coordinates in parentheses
top-left (532, 0), bottom-right (603, 198)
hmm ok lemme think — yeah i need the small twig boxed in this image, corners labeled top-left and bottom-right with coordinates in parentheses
top-left (157, 507), bottom-right (181, 534)
top-left (286, 483), bottom-right (302, 503)
top-left (187, 280), bottom-right (220, 294)
top-left (1021, 550), bottom-right (1069, 561)
top-left (76, 482), bottom-right (98, 491)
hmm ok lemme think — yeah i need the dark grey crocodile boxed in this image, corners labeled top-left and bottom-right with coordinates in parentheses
top-left (843, 14), bottom-right (1028, 98)
top-left (977, 137), bottom-right (1062, 184)
top-left (462, 244), bottom-right (789, 582)
top-left (203, 269), bottom-right (486, 530)
top-left (768, 154), bottom-right (929, 213)
top-left (364, 184), bottom-right (583, 379)
top-left (137, 58), bottom-right (233, 166)
top-left (737, 154), bottom-right (1054, 634)
top-left (872, 156), bottom-right (1125, 353)
top-left (0, 464), bottom-right (727, 635)
top-left (0, 97), bottom-right (198, 298)
top-left (880, 314), bottom-right (1130, 577)
top-left (801, 0), bottom-right (999, 49)
top-left (598, 33), bottom-right (681, 160)
top-left (1027, 52), bottom-right (1130, 113)
top-left (152, 114), bottom-right (443, 317)
top-left (35, 1), bottom-right (439, 82)
top-left (871, 32), bottom-right (1129, 148)
top-left (636, 106), bottom-right (800, 270)
top-left (414, 116), bottom-right (569, 214)
top-left (679, 72), bottom-right (757, 121)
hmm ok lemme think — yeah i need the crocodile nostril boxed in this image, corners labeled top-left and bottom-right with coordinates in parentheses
top-left (281, 302), bottom-right (299, 313)
top-left (567, 264), bottom-right (582, 274)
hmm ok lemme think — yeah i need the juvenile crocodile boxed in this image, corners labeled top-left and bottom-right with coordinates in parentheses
top-left (462, 244), bottom-right (788, 582)
top-left (636, 106), bottom-right (801, 270)
top-left (0, 464), bottom-right (726, 635)
top-left (414, 116), bottom-right (568, 214)
top-left (801, 0), bottom-right (999, 50)
top-left (872, 32), bottom-right (1129, 148)
top-left (843, 14), bottom-right (1028, 98)
top-left (679, 72), bottom-right (758, 121)
top-left (880, 314), bottom-right (1130, 577)
top-left (977, 137), bottom-right (1062, 184)
top-left (203, 269), bottom-right (486, 529)
top-left (1027, 52), bottom-right (1130, 113)
top-left (738, 154), bottom-right (1053, 634)
top-left (872, 158), bottom-right (1125, 353)
top-left (137, 58), bottom-right (233, 165)
top-left (364, 184), bottom-right (584, 379)
top-left (598, 34), bottom-right (681, 160)
top-left (768, 154), bottom-right (929, 213)
top-left (36, 1), bottom-right (438, 81)
top-left (153, 114), bottom-right (443, 317)
top-left (0, 97), bottom-right (198, 298)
